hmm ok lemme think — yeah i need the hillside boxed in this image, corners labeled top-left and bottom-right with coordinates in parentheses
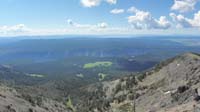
top-left (0, 52), bottom-right (200, 112)
top-left (75, 52), bottom-right (200, 112)
top-left (0, 65), bottom-right (71, 112)
top-left (0, 83), bottom-right (70, 112)
top-left (0, 65), bottom-right (45, 86)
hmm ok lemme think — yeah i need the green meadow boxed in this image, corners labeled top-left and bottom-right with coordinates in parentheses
top-left (83, 61), bottom-right (112, 69)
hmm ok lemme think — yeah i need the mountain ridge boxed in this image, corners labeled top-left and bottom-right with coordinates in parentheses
top-left (74, 52), bottom-right (200, 112)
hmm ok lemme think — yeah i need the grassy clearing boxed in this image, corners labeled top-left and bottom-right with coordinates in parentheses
top-left (76, 73), bottom-right (84, 78)
top-left (27, 74), bottom-right (45, 78)
top-left (83, 61), bottom-right (112, 69)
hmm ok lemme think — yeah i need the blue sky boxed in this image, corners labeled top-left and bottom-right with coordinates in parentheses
top-left (0, 0), bottom-right (200, 36)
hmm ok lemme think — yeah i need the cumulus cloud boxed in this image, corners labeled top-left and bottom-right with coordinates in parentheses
top-left (127, 7), bottom-right (140, 13)
top-left (81, 0), bottom-right (101, 7)
top-left (110, 9), bottom-right (124, 14)
top-left (127, 7), bottom-right (171, 30)
top-left (81, 0), bottom-right (117, 7)
top-left (106, 0), bottom-right (117, 4)
top-left (0, 24), bottom-right (200, 37)
top-left (170, 11), bottom-right (200, 28)
top-left (171, 0), bottom-right (198, 13)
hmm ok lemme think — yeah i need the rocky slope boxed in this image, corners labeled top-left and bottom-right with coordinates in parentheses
top-left (76, 52), bottom-right (200, 112)
top-left (0, 83), bottom-right (70, 112)
top-left (0, 65), bottom-right (71, 112)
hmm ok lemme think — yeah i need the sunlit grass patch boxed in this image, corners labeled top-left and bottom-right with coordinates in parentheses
top-left (26, 73), bottom-right (45, 78)
top-left (83, 61), bottom-right (112, 69)
top-left (76, 73), bottom-right (84, 78)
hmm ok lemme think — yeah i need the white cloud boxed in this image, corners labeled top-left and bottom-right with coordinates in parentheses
top-left (171, 0), bottom-right (198, 13)
top-left (127, 7), bottom-right (171, 30)
top-left (0, 24), bottom-right (70, 37)
top-left (1, 24), bottom-right (200, 37)
top-left (0, 24), bottom-right (28, 32)
top-left (110, 9), bottom-right (124, 14)
top-left (106, 0), bottom-right (117, 4)
top-left (170, 11), bottom-right (200, 28)
top-left (67, 19), bottom-right (108, 29)
top-left (127, 7), bottom-right (140, 13)
top-left (192, 11), bottom-right (200, 27)
top-left (81, 0), bottom-right (101, 7)
top-left (0, 24), bottom-right (31, 36)
top-left (1, 13), bottom-right (200, 37)
top-left (97, 22), bottom-right (108, 28)
top-left (81, 0), bottom-right (117, 7)
top-left (170, 13), bottom-right (192, 28)
top-left (0, 21), bottom-right (109, 37)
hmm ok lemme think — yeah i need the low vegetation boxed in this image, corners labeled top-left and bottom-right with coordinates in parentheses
top-left (83, 61), bottom-right (112, 69)
top-left (26, 74), bottom-right (45, 78)
top-left (98, 73), bottom-right (107, 81)
top-left (76, 73), bottom-right (84, 78)
top-left (66, 96), bottom-right (76, 111)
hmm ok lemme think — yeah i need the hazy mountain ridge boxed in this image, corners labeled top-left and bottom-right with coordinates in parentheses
top-left (1, 38), bottom-right (198, 65)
